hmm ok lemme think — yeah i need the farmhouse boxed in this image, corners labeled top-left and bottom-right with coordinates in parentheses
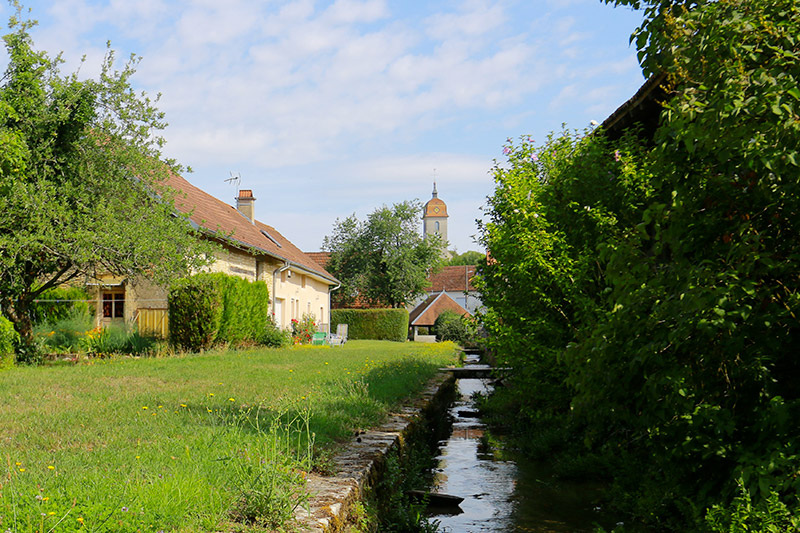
top-left (88, 173), bottom-right (338, 336)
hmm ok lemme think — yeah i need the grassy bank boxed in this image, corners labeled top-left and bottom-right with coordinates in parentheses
top-left (0, 341), bottom-right (459, 532)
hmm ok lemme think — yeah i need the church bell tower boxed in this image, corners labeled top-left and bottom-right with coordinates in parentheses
top-left (422, 182), bottom-right (448, 246)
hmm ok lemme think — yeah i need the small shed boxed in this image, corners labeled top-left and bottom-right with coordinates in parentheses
top-left (408, 291), bottom-right (470, 342)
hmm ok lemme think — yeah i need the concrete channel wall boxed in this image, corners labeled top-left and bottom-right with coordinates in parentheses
top-left (294, 371), bottom-right (456, 532)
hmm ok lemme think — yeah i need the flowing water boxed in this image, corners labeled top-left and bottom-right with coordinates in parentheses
top-left (428, 358), bottom-right (615, 532)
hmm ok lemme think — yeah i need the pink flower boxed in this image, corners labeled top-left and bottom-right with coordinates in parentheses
top-left (614, 150), bottom-right (621, 162)
top-left (503, 146), bottom-right (511, 155)
top-left (531, 153), bottom-right (539, 162)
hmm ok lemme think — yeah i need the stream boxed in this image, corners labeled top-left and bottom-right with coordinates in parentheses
top-left (427, 355), bottom-right (616, 532)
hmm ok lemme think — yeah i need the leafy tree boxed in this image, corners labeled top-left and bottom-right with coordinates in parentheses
top-left (479, 0), bottom-right (800, 528)
top-left (323, 200), bottom-right (444, 308)
top-left (446, 250), bottom-right (484, 266)
top-left (0, 6), bottom-right (211, 362)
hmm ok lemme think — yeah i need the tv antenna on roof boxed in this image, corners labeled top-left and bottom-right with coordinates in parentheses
top-left (225, 171), bottom-right (241, 190)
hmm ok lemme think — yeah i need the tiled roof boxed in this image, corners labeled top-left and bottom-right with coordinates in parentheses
top-left (161, 172), bottom-right (337, 283)
top-left (306, 251), bottom-right (331, 270)
top-left (408, 292), bottom-right (470, 326)
top-left (427, 265), bottom-right (477, 292)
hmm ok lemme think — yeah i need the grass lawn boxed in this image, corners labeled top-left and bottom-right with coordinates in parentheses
top-left (0, 340), bottom-right (459, 532)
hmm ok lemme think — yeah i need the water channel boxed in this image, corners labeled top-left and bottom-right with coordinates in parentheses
top-left (427, 355), bottom-right (615, 532)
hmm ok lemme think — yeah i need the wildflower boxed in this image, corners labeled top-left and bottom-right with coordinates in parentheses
top-left (77, 517), bottom-right (84, 524)
top-left (531, 153), bottom-right (539, 162)
top-left (142, 406), bottom-right (148, 410)
top-left (289, 369), bottom-right (294, 372)
top-left (48, 465), bottom-right (55, 470)
top-left (157, 405), bottom-right (163, 409)
top-left (614, 149), bottom-right (621, 162)
top-left (208, 393), bottom-right (214, 397)
top-left (18, 468), bottom-right (25, 472)
top-left (48, 512), bottom-right (56, 515)
top-left (135, 456), bottom-right (140, 459)
top-left (180, 404), bottom-right (187, 407)
top-left (122, 506), bottom-right (129, 512)
top-left (15, 462), bottom-right (21, 466)
top-left (502, 146), bottom-right (511, 155)
top-left (228, 397), bottom-right (235, 402)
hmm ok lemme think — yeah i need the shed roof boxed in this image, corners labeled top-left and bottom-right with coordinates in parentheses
top-left (408, 292), bottom-right (470, 327)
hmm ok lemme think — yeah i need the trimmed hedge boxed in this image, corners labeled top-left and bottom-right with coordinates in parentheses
top-left (168, 273), bottom-right (272, 352)
top-left (331, 308), bottom-right (409, 342)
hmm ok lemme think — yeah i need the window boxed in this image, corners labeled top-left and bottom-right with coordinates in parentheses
top-left (102, 292), bottom-right (124, 319)
top-left (435, 221), bottom-right (440, 233)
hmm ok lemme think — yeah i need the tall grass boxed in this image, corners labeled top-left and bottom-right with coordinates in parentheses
top-left (0, 340), bottom-right (459, 531)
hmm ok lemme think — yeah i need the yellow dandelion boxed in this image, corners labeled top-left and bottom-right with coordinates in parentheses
top-left (157, 405), bottom-right (163, 409)
top-left (289, 369), bottom-right (294, 372)
top-left (77, 517), bottom-right (84, 523)
top-left (42, 497), bottom-right (49, 501)
top-left (19, 468), bottom-right (25, 472)
top-left (208, 393), bottom-right (215, 397)
top-left (180, 403), bottom-right (187, 407)
top-left (228, 397), bottom-right (235, 402)
top-left (207, 408), bottom-right (212, 413)
top-left (48, 511), bottom-right (56, 515)
top-left (15, 462), bottom-right (21, 466)
top-left (48, 465), bottom-right (55, 470)
top-left (135, 455), bottom-right (140, 459)
top-left (142, 406), bottom-right (148, 410)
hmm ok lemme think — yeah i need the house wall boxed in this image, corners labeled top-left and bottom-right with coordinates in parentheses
top-left (90, 243), bottom-right (332, 336)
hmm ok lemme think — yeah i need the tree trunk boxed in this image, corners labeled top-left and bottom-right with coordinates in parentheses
top-left (3, 298), bottom-right (39, 364)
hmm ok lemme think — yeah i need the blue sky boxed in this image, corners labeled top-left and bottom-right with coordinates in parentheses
top-left (1, 0), bottom-right (645, 254)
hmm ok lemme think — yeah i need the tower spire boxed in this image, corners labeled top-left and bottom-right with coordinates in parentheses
top-left (432, 180), bottom-right (438, 199)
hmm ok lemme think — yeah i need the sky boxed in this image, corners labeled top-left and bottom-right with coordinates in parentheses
top-left (0, 0), bottom-right (646, 254)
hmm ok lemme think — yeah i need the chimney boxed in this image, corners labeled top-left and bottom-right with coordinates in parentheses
top-left (236, 189), bottom-right (256, 223)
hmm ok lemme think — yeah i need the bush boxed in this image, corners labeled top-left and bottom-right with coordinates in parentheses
top-left (168, 273), bottom-right (272, 352)
top-left (82, 324), bottom-right (157, 357)
top-left (0, 317), bottom-right (18, 369)
top-left (433, 310), bottom-right (475, 345)
top-left (34, 307), bottom-right (94, 353)
top-left (260, 317), bottom-right (291, 348)
top-left (168, 275), bottom-right (224, 352)
top-left (31, 286), bottom-right (92, 326)
top-left (331, 309), bottom-right (409, 342)
top-left (291, 313), bottom-right (317, 345)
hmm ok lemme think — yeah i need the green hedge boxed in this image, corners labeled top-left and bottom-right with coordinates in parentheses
top-left (0, 317), bottom-right (18, 369)
top-left (330, 309), bottom-right (409, 342)
top-left (168, 273), bottom-right (272, 352)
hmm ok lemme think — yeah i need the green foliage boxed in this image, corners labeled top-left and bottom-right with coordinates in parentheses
top-left (323, 201), bottom-right (445, 308)
top-left (705, 481), bottom-right (800, 533)
top-left (0, 316), bottom-right (17, 369)
top-left (291, 313), bottom-right (317, 345)
top-left (215, 273), bottom-right (271, 344)
top-left (30, 286), bottom-right (92, 326)
top-left (82, 323), bottom-right (157, 357)
top-left (168, 273), bottom-right (272, 352)
top-left (0, 7), bottom-right (212, 360)
top-left (446, 250), bottom-right (484, 266)
top-left (261, 316), bottom-right (292, 348)
top-left (34, 307), bottom-right (94, 353)
top-left (479, 1), bottom-right (800, 529)
top-left (432, 310), bottom-right (475, 346)
top-left (168, 274), bottom-right (224, 352)
top-left (331, 309), bottom-right (409, 342)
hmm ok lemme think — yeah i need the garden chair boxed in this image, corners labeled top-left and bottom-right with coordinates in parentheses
top-left (328, 324), bottom-right (348, 347)
top-left (311, 332), bottom-right (327, 346)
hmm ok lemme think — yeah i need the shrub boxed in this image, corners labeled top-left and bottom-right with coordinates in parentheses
top-left (0, 317), bottom-right (18, 369)
top-left (168, 275), bottom-right (224, 351)
top-left (34, 307), bottom-right (94, 353)
top-left (291, 313), bottom-right (317, 345)
top-left (31, 286), bottom-right (92, 326)
top-left (260, 317), bottom-right (292, 348)
top-left (331, 309), bottom-right (409, 342)
top-left (433, 310), bottom-right (475, 345)
top-left (168, 273), bottom-right (271, 352)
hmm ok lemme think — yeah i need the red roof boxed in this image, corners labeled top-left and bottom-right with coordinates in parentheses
top-left (408, 292), bottom-right (470, 326)
top-left (161, 172), bottom-right (336, 282)
top-left (427, 265), bottom-right (477, 292)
